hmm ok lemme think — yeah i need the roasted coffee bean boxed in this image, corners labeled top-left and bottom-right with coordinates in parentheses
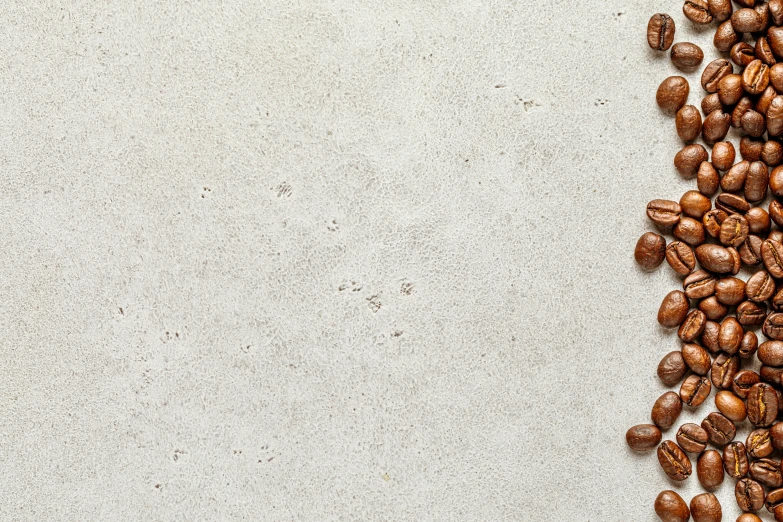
top-left (702, 110), bottom-right (731, 144)
top-left (627, 424), bottom-right (662, 451)
top-left (658, 291), bottom-right (690, 327)
top-left (720, 317), bottom-right (744, 354)
top-left (771, 200), bottom-right (783, 227)
top-left (772, 165), bottom-right (783, 196)
top-left (684, 0), bottom-right (713, 23)
top-left (738, 300), bottom-right (767, 326)
top-left (648, 199), bottom-right (682, 228)
top-left (719, 74), bottom-right (745, 105)
top-left (775, 506), bottom-right (783, 522)
top-left (696, 244), bottom-right (740, 273)
top-left (746, 207), bottom-right (771, 234)
top-left (712, 141), bottom-right (735, 171)
top-left (769, 96), bottom-right (783, 136)
top-left (676, 105), bottom-right (702, 141)
top-left (771, 26), bottom-right (783, 58)
top-left (748, 383), bottom-right (779, 426)
top-left (659, 351), bottom-right (688, 386)
top-left (672, 42), bottom-right (704, 70)
top-left (761, 86), bottom-right (777, 115)
top-left (709, 0), bottom-right (733, 21)
top-left (702, 93), bottom-right (723, 116)
top-left (698, 162), bottom-right (720, 197)
top-left (700, 296), bottom-right (729, 321)
top-left (703, 59), bottom-right (734, 92)
top-left (741, 331), bottom-right (759, 358)
top-left (677, 423), bottom-right (709, 453)
top-left (758, 36), bottom-right (777, 65)
top-left (674, 217), bottom-right (705, 245)
top-left (675, 144), bottom-right (709, 177)
top-left (742, 110), bottom-right (766, 137)
top-left (751, 458), bottom-right (783, 487)
top-left (702, 412), bottom-right (737, 446)
top-left (756, 1), bottom-right (770, 28)
top-left (768, 488), bottom-right (783, 512)
top-left (763, 140), bottom-right (783, 167)
top-left (716, 277), bottom-right (746, 305)
top-left (747, 270), bottom-right (775, 301)
top-left (733, 8), bottom-right (765, 32)
top-left (734, 97), bottom-right (755, 127)
top-left (682, 374), bottom-right (712, 406)
top-left (761, 365), bottom-right (783, 386)
top-left (682, 342), bottom-right (711, 375)
top-left (744, 59), bottom-right (771, 94)
top-left (738, 514), bottom-right (763, 522)
top-left (658, 76), bottom-right (690, 115)
top-left (774, 64), bottom-right (783, 93)
top-left (765, 313), bottom-right (783, 340)
top-left (720, 215), bottom-right (750, 247)
top-left (763, 239), bottom-right (783, 277)
top-left (712, 353), bottom-right (740, 389)
top-left (717, 193), bottom-right (751, 214)
top-left (771, 227), bottom-right (783, 241)
top-left (715, 20), bottom-right (741, 53)
top-left (666, 241), bottom-right (696, 275)
top-left (723, 161), bottom-right (750, 192)
top-left (746, 161), bottom-right (769, 202)
top-left (655, 490), bottom-right (691, 522)
top-left (680, 190), bottom-right (711, 219)
top-left (724, 441), bottom-right (750, 479)
top-left (739, 235), bottom-right (764, 266)
top-left (734, 370), bottom-right (762, 399)
top-left (684, 270), bottom-right (717, 299)
top-left (648, 14), bottom-right (676, 51)
top-left (690, 492), bottom-right (722, 522)
top-left (658, 440), bottom-right (692, 481)
top-left (703, 321), bottom-right (721, 352)
top-left (748, 428), bottom-right (774, 458)
top-left (635, 232), bottom-right (666, 269)
top-left (773, 0), bottom-right (783, 24)
top-left (774, 286), bottom-right (783, 310)
top-left (741, 136), bottom-right (765, 161)
top-left (733, 42), bottom-right (758, 67)
top-left (717, 390), bottom-right (748, 422)
top-left (759, 340), bottom-right (783, 366)
top-left (653, 391), bottom-right (683, 429)
top-left (704, 208), bottom-right (728, 238)
top-left (771, 423), bottom-right (783, 449)
top-left (679, 311), bottom-right (707, 342)
top-left (736, 478), bottom-right (766, 512)
top-left (698, 449), bottom-right (725, 489)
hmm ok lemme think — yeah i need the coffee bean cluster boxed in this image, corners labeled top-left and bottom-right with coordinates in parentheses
top-left (633, 2), bottom-right (783, 521)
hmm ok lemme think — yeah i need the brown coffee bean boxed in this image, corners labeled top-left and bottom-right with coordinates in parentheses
top-left (734, 97), bottom-right (755, 127)
top-left (690, 492), bottom-right (722, 522)
top-left (702, 93), bottom-right (724, 116)
top-left (653, 391), bottom-right (683, 429)
top-left (679, 310), bottom-right (707, 342)
top-left (711, 141), bottom-right (734, 171)
top-left (747, 270), bottom-right (776, 302)
top-left (723, 161), bottom-right (750, 193)
top-left (724, 441), bottom-right (750, 479)
top-left (771, 26), bottom-right (783, 58)
top-left (765, 313), bottom-right (783, 340)
top-left (658, 440), bottom-right (692, 481)
top-left (682, 374), bottom-right (713, 406)
top-left (655, 490), bottom-right (691, 522)
top-left (775, 506), bottom-right (783, 522)
top-left (635, 232), bottom-right (666, 269)
top-left (774, 231), bottom-right (783, 244)
top-left (720, 215), bottom-right (750, 247)
top-left (700, 296), bottom-right (729, 321)
top-left (684, 0), bottom-right (713, 23)
top-left (771, 423), bottom-right (783, 449)
top-left (680, 190), bottom-right (712, 219)
top-left (703, 320), bottom-right (721, 352)
top-left (712, 353), bottom-right (740, 389)
top-left (742, 110), bottom-right (766, 137)
top-left (771, 200), bottom-right (783, 227)
top-left (733, 42), bottom-right (758, 67)
top-left (697, 245), bottom-right (740, 274)
top-left (676, 105), bottom-right (702, 141)
top-left (702, 412), bottom-right (737, 446)
top-left (648, 14), bottom-right (676, 51)
top-left (666, 241), bottom-right (696, 276)
top-left (757, 85), bottom-right (777, 115)
top-left (674, 217), bottom-right (705, 245)
top-left (761, 365), bottom-right (783, 386)
top-left (758, 36), bottom-right (778, 65)
top-left (741, 135), bottom-right (765, 161)
top-left (738, 300), bottom-right (767, 326)
top-left (698, 449), bottom-right (725, 489)
top-left (751, 458), bottom-right (783, 487)
top-left (746, 161), bottom-right (769, 202)
top-left (768, 487), bottom-right (783, 512)
top-left (703, 110), bottom-right (731, 144)
top-left (734, 370), bottom-right (762, 399)
top-left (658, 291), bottom-right (690, 327)
top-left (682, 342), bottom-right (711, 374)
top-left (648, 199), bottom-right (682, 228)
top-left (760, 341), bottom-right (783, 366)
top-left (736, 478), bottom-right (766, 512)
top-left (740, 235), bottom-right (764, 266)
top-left (703, 59), bottom-right (734, 93)
top-left (716, 277), bottom-right (746, 305)
top-left (737, 514), bottom-right (763, 522)
top-left (720, 317), bottom-right (744, 354)
top-left (763, 140), bottom-right (783, 167)
top-left (769, 96), bottom-right (783, 137)
top-left (774, 64), bottom-right (783, 93)
top-left (772, 0), bottom-right (783, 24)
top-left (697, 163), bottom-right (720, 198)
top-left (709, 0), bottom-right (733, 21)
top-left (746, 207), bottom-right (771, 234)
top-left (658, 76), bottom-right (690, 115)
top-left (671, 42), bottom-right (704, 71)
top-left (772, 166), bottom-right (783, 196)
top-left (719, 74), bottom-right (745, 105)
top-left (744, 59), bottom-right (771, 94)
top-left (717, 193), bottom-right (751, 214)
top-left (748, 428), bottom-right (773, 458)
top-left (704, 208), bottom-right (728, 238)
top-left (715, 20), bottom-right (741, 53)
top-left (733, 8), bottom-right (765, 32)
top-left (626, 424), bottom-right (662, 451)
top-left (659, 351), bottom-right (688, 386)
top-left (774, 286), bottom-right (783, 311)
top-left (675, 144), bottom-right (709, 177)
top-left (763, 239), bottom-right (783, 277)
top-left (684, 270), bottom-right (717, 299)
top-left (677, 423), bottom-right (709, 453)
top-left (748, 383), bottom-right (779, 426)
top-left (741, 331), bottom-right (759, 358)
top-left (717, 390), bottom-right (748, 422)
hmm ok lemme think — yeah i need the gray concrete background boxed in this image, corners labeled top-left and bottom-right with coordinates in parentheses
top-left (0, 1), bottom-right (754, 521)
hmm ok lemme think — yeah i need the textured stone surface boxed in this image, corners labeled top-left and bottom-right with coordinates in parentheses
top-left (0, 1), bottom-right (747, 520)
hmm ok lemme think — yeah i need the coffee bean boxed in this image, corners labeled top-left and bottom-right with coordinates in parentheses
top-left (740, 331), bottom-right (759, 358)
top-left (716, 277), bottom-right (746, 305)
top-left (736, 478), bottom-right (766, 512)
top-left (771, 423), bottom-right (783, 449)
top-left (671, 42), bottom-right (704, 71)
top-left (698, 449), bottom-right (726, 488)
top-left (763, 239), bottom-right (783, 277)
top-left (744, 59), bottom-right (772, 94)
top-left (702, 93), bottom-right (724, 116)
top-left (720, 317), bottom-right (744, 354)
top-left (712, 142), bottom-right (735, 171)
top-left (709, 0), bottom-right (733, 21)
top-left (759, 340), bottom-right (783, 366)
top-left (772, 0), bottom-right (783, 24)
top-left (723, 161), bottom-right (750, 193)
top-left (734, 97), bottom-right (755, 128)
top-left (737, 514), bottom-right (763, 522)
top-left (764, 313), bottom-right (783, 340)
top-left (684, 270), bottom-right (717, 299)
top-left (774, 285), bottom-right (783, 310)
top-left (738, 300), bottom-right (767, 326)
top-left (702, 321), bottom-right (721, 352)
top-left (682, 342), bottom-right (711, 375)
top-left (741, 135), bottom-right (765, 161)
top-left (747, 428), bottom-right (773, 458)
top-left (769, 228), bottom-right (783, 243)
top-left (734, 370), bottom-right (762, 399)
top-left (675, 144), bottom-right (709, 177)
top-left (703, 59), bottom-right (734, 92)
top-left (653, 391), bottom-right (683, 429)
top-left (750, 458), bottom-right (783, 487)
top-left (712, 353), bottom-right (740, 389)
top-left (684, 0), bottom-right (713, 23)
top-left (720, 215), bottom-right (750, 248)
top-left (717, 390), bottom-right (748, 422)
top-left (703, 110), bottom-right (731, 144)
top-left (733, 8), bottom-right (765, 32)
top-left (768, 488), bottom-right (783, 513)
top-left (758, 36), bottom-right (778, 65)
top-left (658, 76), bottom-right (690, 115)
top-left (702, 412), bottom-right (737, 446)
top-left (748, 383), bottom-right (779, 426)
top-left (681, 190), bottom-right (712, 219)
top-left (763, 140), bottom-right (783, 167)
top-left (658, 440), bottom-right (692, 480)
top-left (746, 161), bottom-right (769, 202)
top-left (677, 423), bottom-right (709, 453)
top-left (676, 105), bottom-right (702, 141)
top-left (715, 20), bottom-right (741, 53)
top-left (698, 163), bottom-right (720, 197)
top-left (772, 165), bottom-right (783, 196)
top-left (626, 424), bottom-right (662, 451)
top-left (771, 26), bottom-right (783, 58)
top-left (739, 235), bottom-right (764, 266)
top-left (775, 506), bottom-right (783, 522)
top-left (658, 291), bottom-right (690, 327)
top-left (655, 490), bottom-right (690, 522)
top-left (757, 1), bottom-right (771, 26)
top-left (700, 296), bottom-right (729, 321)
top-left (746, 207), bottom-right (771, 234)
top-left (733, 42), bottom-right (757, 67)
top-left (648, 199), bottom-right (682, 228)
top-left (719, 74), bottom-right (745, 105)
top-left (682, 374), bottom-right (713, 406)
top-left (690, 492), bottom-right (721, 522)
top-left (679, 311), bottom-right (707, 342)
top-left (674, 217), bottom-right (705, 245)
top-left (741, 110), bottom-right (766, 137)
top-left (717, 193), bottom-right (751, 214)
top-left (757, 85), bottom-right (777, 114)
top-left (761, 365), bottom-right (783, 386)
top-left (704, 208), bottom-right (728, 238)
top-left (724, 441), bottom-right (750, 479)
top-left (658, 351), bottom-right (688, 386)
top-left (666, 241), bottom-right (696, 275)
top-left (696, 244), bottom-right (739, 273)
top-left (770, 200), bottom-right (783, 227)
top-left (635, 232), bottom-right (666, 269)
top-left (747, 270), bottom-right (775, 302)
top-left (769, 96), bottom-right (783, 136)
top-left (648, 14), bottom-right (676, 51)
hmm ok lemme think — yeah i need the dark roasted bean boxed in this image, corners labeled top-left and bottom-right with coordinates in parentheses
top-left (747, 270), bottom-right (776, 301)
top-left (676, 105), bottom-right (702, 141)
top-left (733, 42), bottom-right (758, 67)
top-left (653, 391), bottom-right (683, 429)
top-left (741, 331), bottom-right (759, 359)
top-left (720, 317), bottom-right (744, 354)
top-left (720, 215), bottom-right (750, 247)
top-left (716, 193), bottom-right (751, 214)
top-left (666, 241), bottom-right (696, 275)
top-left (684, 0), bottom-right (713, 23)
top-left (658, 291), bottom-right (690, 327)
top-left (763, 239), bottom-right (783, 277)
top-left (733, 8), bottom-right (765, 32)
top-left (722, 161), bottom-right (750, 193)
top-left (679, 311), bottom-right (707, 342)
top-left (737, 300), bottom-right (767, 326)
top-left (716, 390), bottom-right (747, 422)
top-left (758, 36), bottom-right (777, 65)
top-left (765, 313), bottom-right (783, 340)
top-left (684, 270), bottom-right (717, 299)
top-left (748, 383), bottom-right (779, 426)
top-left (702, 321), bottom-right (721, 353)
top-left (702, 110), bottom-right (731, 144)
top-left (746, 207), bottom-right (771, 234)
top-left (703, 59), bottom-right (734, 92)
top-left (700, 296), bottom-right (729, 321)
top-left (743, 59), bottom-right (771, 94)
top-left (739, 235), bottom-right (764, 266)
top-left (761, 365), bottom-right (783, 386)
top-left (698, 449), bottom-right (725, 489)
top-left (680, 190), bottom-right (712, 219)
top-left (658, 440), bottom-right (692, 480)
top-left (723, 441), bottom-right (749, 479)
top-left (741, 135), bottom-right (765, 161)
top-left (682, 374), bottom-right (712, 406)
top-left (696, 244), bottom-right (740, 273)
top-left (736, 478), bottom-right (766, 512)
top-left (716, 277), bottom-right (746, 305)
top-left (702, 412), bottom-right (737, 446)
top-left (771, 423), bottom-right (783, 449)
top-left (746, 161), bottom-right (770, 202)
top-left (703, 208), bottom-right (728, 238)
top-left (658, 76), bottom-right (690, 115)
top-left (750, 458), bottom-right (783, 487)
top-left (672, 42), bottom-right (705, 70)
top-left (655, 490), bottom-right (691, 522)
top-left (635, 232), bottom-right (666, 269)
top-left (747, 428), bottom-right (774, 458)
top-left (712, 353), bottom-right (740, 389)
top-left (648, 14), bottom-right (676, 51)
top-left (715, 20), bottom-right (741, 53)
top-left (648, 199), bottom-right (682, 228)
top-left (771, 165), bottom-right (783, 196)
top-left (759, 340), bottom-right (783, 366)
top-left (682, 342), bottom-right (711, 375)
top-left (675, 144), bottom-right (709, 177)
top-left (734, 370), bottom-right (762, 399)
top-left (659, 351), bottom-right (688, 386)
top-left (677, 423), bottom-right (709, 453)
top-left (626, 424), bottom-right (662, 451)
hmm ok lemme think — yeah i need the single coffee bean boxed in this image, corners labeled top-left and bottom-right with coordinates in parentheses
top-left (698, 162), bottom-right (720, 197)
top-left (682, 374), bottom-right (712, 406)
top-left (648, 14), bottom-right (676, 51)
top-left (704, 208), bottom-right (728, 238)
top-left (737, 300), bottom-right (767, 326)
top-left (758, 87), bottom-right (776, 114)
top-left (703, 59), bottom-right (734, 92)
top-left (702, 93), bottom-right (723, 116)
top-left (746, 161), bottom-right (769, 202)
top-left (676, 105), bottom-right (702, 141)
top-left (702, 412), bottom-right (737, 446)
top-left (720, 317), bottom-right (744, 354)
top-left (677, 423), bottom-right (709, 453)
top-left (741, 110), bottom-right (766, 137)
top-left (712, 353), bottom-right (740, 389)
top-left (763, 140), bottom-right (783, 167)
top-left (717, 193), bottom-right (751, 214)
top-left (733, 42), bottom-right (757, 67)
top-left (756, 1), bottom-right (770, 26)
top-left (736, 478), bottom-right (766, 512)
top-left (744, 59), bottom-right (771, 94)
top-left (764, 313), bottom-right (783, 340)
top-left (675, 144), bottom-right (709, 177)
top-left (748, 383), bottom-right (779, 426)
top-left (761, 365), bottom-right (783, 386)
top-left (685, 0), bottom-right (713, 23)
top-left (702, 321), bottom-right (721, 352)
top-left (653, 391), bottom-right (683, 429)
top-left (722, 161), bottom-right (750, 193)
top-left (700, 296), bottom-right (729, 321)
top-left (741, 136), bottom-right (765, 161)
top-left (772, 0), bottom-right (783, 24)
top-left (724, 441), bottom-right (750, 479)
top-left (716, 277), bottom-right (746, 305)
top-left (672, 42), bottom-right (704, 70)
top-left (772, 165), bottom-right (783, 196)
top-left (674, 217), bottom-right (705, 246)
top-left (759, 340), bottom-right (783, 366)
top-left (715, 20), bottom-right (741, 53)
top-left (635, 232), bottom-right (666, 269)
top-left (740, 331), bottom-right (759, 358)
top-left (655, 490), bottom-right (690, 522)
top-left (747, 428), bottom-right (773, 458)
top-left (770, 26), bottom-right (783, 58)
top-left (717, 390), bottom-right (748, 422)
top-left (648, 199), bottom-right (682, 228)
top-left (768, 488), bottom-right (783, 512)
top-left (682, 342), bottom-right (711, 375)
top-left (703, 110), bottom-right (731, 144)
top-left (627, 424), bottom-right (662, 451)
top-left (774, 64), bottom-right (783, 93)
top-left (658, 440), bottom-right (692, 481)
top-left (681, 190), bottom-right (712, 219)
top-left (720, 215), bottom-right (750, 247)
top-left (770, 228), bottom-right (783, 242)
top-left (684, 270), bottom-right (717, 299)
top-left (771, 423), bottom-right (783, 449)
top-left (712, 141), bottom-right (735, 171)
top-left (666, 241), bottom-right (696, 275)
top-left (739, 235), bottom-right (764, 266)
top-left (696, 244), bottom-right (738, 273)
top-left (690, 492), bottom-right (721, 522)
top-left (733, 8), bottom-right (765, 32)
top-left (774, 286), bottom-right (783, 310)
top-left (750, 458), bottom-right (783, 487)
top-left (763, 239), bottom-right (783, 277)
top-left (709, 0), bottom-right (732, 21)
top-left (658, 76), bottom-right (690, 115)
top-left (771, 200), bottom-right (783, 227)
top-left (746, 207), bottom-right (771, 234)
top-left (719, 74), bottom-right (745, 105)
top-left (775, 506), bottom-right (783, 522)
top-left (679, 310), bottom-right (707, 342)
top-left (758, 36), bottom-right (777, 65)
top-left (734, 370), bottom-right (762, 399)
top-left (747, 270), bottom-right (775, 302)
top-left (738, 514), bottom-right (763, 522)
top-left (769, 96), bottom-right (783, 136)
top-left (658, 291), bottom-right (690, 327)
top-left (698, 449), bottom-right (725, 489)
top-left (734, 97), bottom-right (755, 127)
top-left (659, 351), bottom-right (688, 386)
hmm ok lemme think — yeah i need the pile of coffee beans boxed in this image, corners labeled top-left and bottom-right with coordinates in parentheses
top-left (631, 2), bottom-right (783, 520)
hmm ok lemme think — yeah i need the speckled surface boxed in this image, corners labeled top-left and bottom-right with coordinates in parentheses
top-left (0, 1), bottom-right (752, 520)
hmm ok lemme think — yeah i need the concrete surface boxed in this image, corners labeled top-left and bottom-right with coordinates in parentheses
top-left (0, 1), bottom-right (753, 521)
